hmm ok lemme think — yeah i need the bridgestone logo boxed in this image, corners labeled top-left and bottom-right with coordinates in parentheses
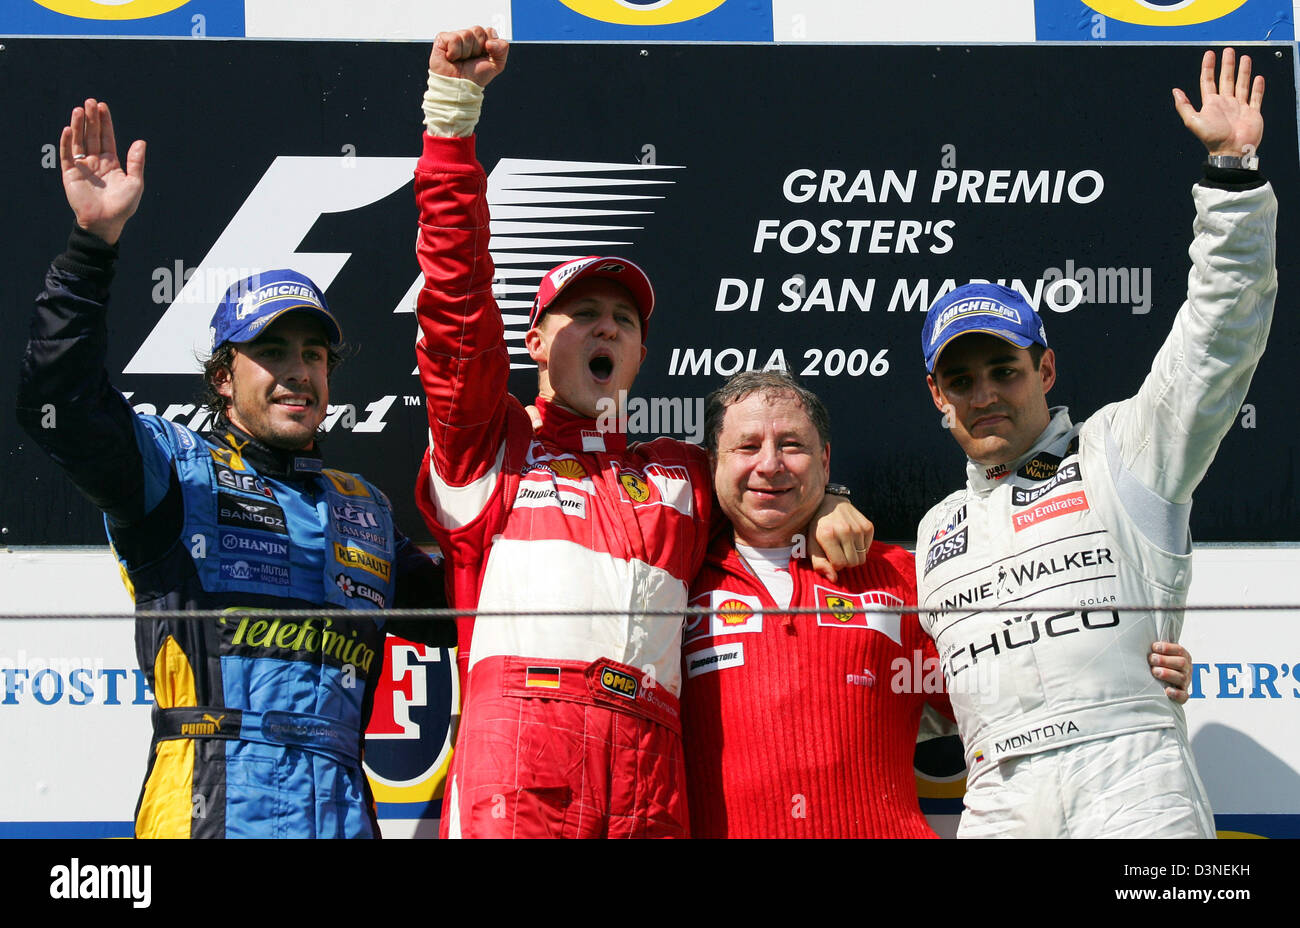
top-left (685, 643), bottom-right (745, 678)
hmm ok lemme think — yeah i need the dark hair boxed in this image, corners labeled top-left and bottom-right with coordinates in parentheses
top-left (1028, 344), bottom-right (1046, 369)
top-left (198, 340), bottom-right (346, 418)
top-left (703, 370), bottom-right (830, 453)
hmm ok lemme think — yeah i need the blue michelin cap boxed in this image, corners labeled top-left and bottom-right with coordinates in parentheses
top-left (921, 283), bottom-right (1048, 373)
top-left (209, 269), bottom-right (343, 351)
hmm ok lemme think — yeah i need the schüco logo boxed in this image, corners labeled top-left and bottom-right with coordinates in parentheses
top-left (1081, 0), bottom-right (1249, 26)
top-left (559, 0), bottom-right (727, 26)
top-left (33, 0), bottom-right (192, 20)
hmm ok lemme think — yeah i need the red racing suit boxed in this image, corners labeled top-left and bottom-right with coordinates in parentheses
top-left (682, 535), bottom-right (951, 838)
top-left (413, 134), bottom-right (713, 837)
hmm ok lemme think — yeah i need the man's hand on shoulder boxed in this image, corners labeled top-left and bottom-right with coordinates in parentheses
top-left (1173, 47), bottom-right (1264, 158)
top-left (807, 493), bottom-right (873, 583)
top-left (430, 26), bottom-right (509, 89)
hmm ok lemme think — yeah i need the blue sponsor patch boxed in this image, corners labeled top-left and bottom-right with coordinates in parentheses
top-left (1033, 0), bottom-right (1292, 41)
top-left (512, 0), bottom-right (772, 40)
top-left (220, 530), bottom-right (289, 560)
top-left (0, 0), bottom-right (245, 37)
top-left (220, 559), bottom-right (290, 586)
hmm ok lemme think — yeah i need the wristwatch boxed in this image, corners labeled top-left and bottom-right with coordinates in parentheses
top-left (825, 482), bottom-right (852, 500)
top-left (1208, 152), bottom-right (1260, 171)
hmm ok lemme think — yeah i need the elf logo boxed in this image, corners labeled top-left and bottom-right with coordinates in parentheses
top-left (364, 640), bottom-right (456, 804)
top-left (125, 155), bottom-right (679, 375)
top-left (1081, 0), bottom-right (1249, 26)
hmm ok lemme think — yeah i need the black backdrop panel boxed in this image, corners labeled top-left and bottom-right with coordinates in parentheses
top-left (2, 40), bottom-right (1295, 544)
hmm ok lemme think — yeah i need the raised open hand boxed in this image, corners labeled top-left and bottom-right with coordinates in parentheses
top-left (429, 25), bottom-right (509, 89)
top-left (1172, 48), bottom-right (1264, 159)
top-left (59, 99), bottom-right (146, 245)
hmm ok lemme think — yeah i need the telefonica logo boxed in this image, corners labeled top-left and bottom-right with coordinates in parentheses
top-left (559, 0), bottom-right (727, 26)
top-left (33, 0), bottom-right (191, 20)
top-left (1081, 0), bottom-right (1249, 26)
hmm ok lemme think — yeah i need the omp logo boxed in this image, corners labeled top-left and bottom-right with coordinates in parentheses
top-left (35, 0), bottom-right (189, 20)
top-left (559, 0), bottom-right (727, 25)
top-left (127, 156), bottom-right (681, 375)
top-left (599, 667), bottom-right (638, 699)
top-left (1081, 0), bottom-right (1249, 25)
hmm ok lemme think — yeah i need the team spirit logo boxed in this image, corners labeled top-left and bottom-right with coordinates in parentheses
top-left (558, 0), bottom-right (727, 26)
top-left (33, 0), bottom-right (191, 20)
top-left (1081, 0), bottom-right (1249, 25)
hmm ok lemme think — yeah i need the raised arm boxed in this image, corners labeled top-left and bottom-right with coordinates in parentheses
top-left (17, 101), bottom-right (175, 537)
top-left (1106, 48), bottom-right (1276, 511)
top-left (414, 28), bottom-right (523, 524)
top-left (60, 98), bottom-right (147, 245)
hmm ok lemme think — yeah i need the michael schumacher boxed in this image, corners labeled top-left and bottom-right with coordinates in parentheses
top-left (412, 27), bottom-right (869, 838)
top-left (915, 49), bottom-right (1276, 837)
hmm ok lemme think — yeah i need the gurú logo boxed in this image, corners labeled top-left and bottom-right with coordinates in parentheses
top-left (559, 0), bottom-right (727, 26)
top-left (34, 0), bottom-right (191, 20)
top-left (1082, 0), bottom-right (1250, 26)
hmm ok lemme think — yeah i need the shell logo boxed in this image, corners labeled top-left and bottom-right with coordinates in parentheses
top-left (717, 599), bottom-right (753, 625)
top-left (1081, 0), bottom-right (1250, 26)
top-left (549, 458), bottom-right (588, 480)
top-left (558, 0), bottom-right (728, 26)
top-left (33, 0), bottom-right (192, 20)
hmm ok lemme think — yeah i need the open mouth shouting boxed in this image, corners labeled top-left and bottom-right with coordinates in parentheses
top-left (589, 349), bottom-right (615, 383)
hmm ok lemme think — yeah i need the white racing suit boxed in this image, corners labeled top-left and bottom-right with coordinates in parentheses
top-left (916, 178), bottom-right (1277, 837)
